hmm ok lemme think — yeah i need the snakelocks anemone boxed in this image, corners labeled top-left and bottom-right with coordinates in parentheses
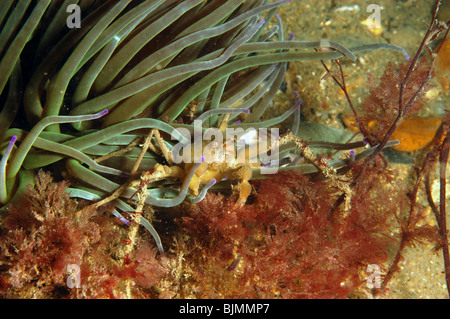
top-left (0, 0), bottom-right (407, 252)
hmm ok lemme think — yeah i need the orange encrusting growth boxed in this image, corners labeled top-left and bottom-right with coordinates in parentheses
top-left (343, 116), bottom-right (441, 152)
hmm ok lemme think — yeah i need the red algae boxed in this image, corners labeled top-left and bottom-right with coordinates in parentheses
top-left (177, 167), bottom-right (404, 298)
top-left (0, 171), bottom-right (167, 298)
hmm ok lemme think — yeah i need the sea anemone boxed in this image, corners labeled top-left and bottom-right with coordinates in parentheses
top-left (0, 0), bottom-right (409, 254)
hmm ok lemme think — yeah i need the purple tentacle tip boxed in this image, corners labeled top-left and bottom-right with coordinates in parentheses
top-left (243, 109), bottom-right (250, 114)
top-left (5, 135), bottom-right (17, 153)
top-left (289, 32), bottom-right (295, 40)
top-left (120, 217), bottom-right (131, 225)
top-left (201, 155), bottom-right (205, 162)
top-left (349, 150), bottom-right (356, 163)
top-left (234, 120), bottom-right (242, 124)
top-left (294, 99), bottom-right (302, 110)
top-left (96, 109), bottom-right (109, 118)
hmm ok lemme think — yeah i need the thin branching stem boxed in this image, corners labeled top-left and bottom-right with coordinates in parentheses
top-left (439, 134), bottom-right (450, 296)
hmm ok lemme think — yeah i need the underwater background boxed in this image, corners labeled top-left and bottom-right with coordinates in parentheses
top-left (283, 0), bottom-right (449, 298)
top-left (0, 0), bottom-right (449, 299)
